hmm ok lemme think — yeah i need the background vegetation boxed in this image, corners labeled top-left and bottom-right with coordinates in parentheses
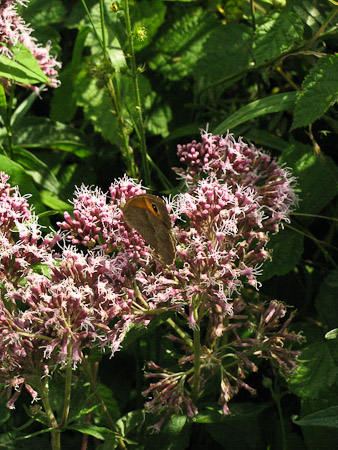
top-left (1, 0), bottom-right (338, 449)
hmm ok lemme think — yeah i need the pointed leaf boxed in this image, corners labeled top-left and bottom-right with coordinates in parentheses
top-left (253, 10), bottom-right (304, 66)
top-left (0, 42), bottom-right (50, 85)
top-left (292, 54), bottom-right (338, 130)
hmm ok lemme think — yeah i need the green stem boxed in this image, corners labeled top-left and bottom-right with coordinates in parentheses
top-left (59, 342), bottom-right (73, 427)
top-left (82, 357), bottom-right (127, 449)
top-left (271, 380), bottom-right (287, 450)
top-left (80, 0), bottom-right (105, 51)
top-left (81, 0), bottom-right (136, 177)
top-left (99, 0), bottom-right (108, 59)
top-left (35, 377), bottom-right (60, 450)
top-left (124, 0), bottom-right (150, 185)
top-left (192, 325), bottom-right (201, 403)
top-left (106, 77), bottom-right (136, 177)
top-left (166, 317), bottom-right (193, 348)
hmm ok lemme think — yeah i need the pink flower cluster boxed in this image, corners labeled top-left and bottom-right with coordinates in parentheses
top-left (0, 0), bottom-right (61, 88)
top-left (175, 131), bottom-right (297, 231)
top-left (0, 131), bottom-right (301, 418)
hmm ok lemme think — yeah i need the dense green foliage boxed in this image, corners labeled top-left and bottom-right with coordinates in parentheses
top-left (1, 0), bottom-right (338, 449)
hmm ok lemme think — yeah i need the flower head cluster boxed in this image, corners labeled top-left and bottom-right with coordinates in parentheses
top-left (0, 174), bottom-right (135, 408)
top-left (57, 176), bottom-right (156, 269)
top-left (0, 0), bottom-right (61, 89)
top-left (0, 131), bottom-right (301, 420)
top-left (0, 172), bottom-right (60, 289)
top-left (175, 131), bottom-right (297, 231)
top-left (143, 299), bottom-right (303, 419)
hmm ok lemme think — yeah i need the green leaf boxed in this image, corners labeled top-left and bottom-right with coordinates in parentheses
top-left (116, 410), bottom-right (145, 437)
top-left (280, 141), bottom-right (338, 221)
top-left (131, 0), bottom-right (167, 52)
top-left (149, 8), bottom-right (216, 81)
top-left (205, 403), bottom-right (268, 450)
top-left (10, 86), bottom-right (45, 128)
top-left (315, 271), bottom-right (338, 331)
top-left (0, 84), bottom-right (6, 109)
top-left (66, 424), bottom-right (116, 441)
top-left (85, 2), bottom-right (126, 71)
top-left (289, 341), bottom-right (338, 399)
top-left (294, 406), bottom-right (338, 428)
top-left (13, 118), bottom-right (92, 157)
top-left (292, 1), bottom-right (325, 31)
top-left (213, 91), bottom-right (298, 134)
top-left (74, 67), bottom-right (120, 146)
top-left (0, 42), bottom-right (50, 85)
top-left (243, 129), bottom-right (290, 152)
top-left (261, 228), bottom-right (304, 280)
top-left (12, 147), bottom-right (59, 194)
top-left (23, 0), bottom-right (66, 27)
top-left (325, 329), bottom-right (338, 340)
top-left (0, 154), bottom-right (45, 215)
top-left (291, 54), bottom-right (338, 130)
top-left (144, 92), bottom-right (172, 137)
top-left (253, 10), bottom-right (304, 66)
top-left (143, 414), bottom-right (190, 450)
top-left (39, 190), bottom-right (72, 212)
top-left (194, 23), bottom-right (252, 93)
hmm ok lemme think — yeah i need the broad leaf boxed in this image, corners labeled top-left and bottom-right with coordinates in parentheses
top-left (213, 91), bottom-right (297, 134)
top-left (0, 42), bottom-right (50, 85)
top-left (253, 10), bottom-right (304, 66)
top-left (149, 8), bottom-right (216, 80)
top-left (292, 54), bottom-right (338, 130)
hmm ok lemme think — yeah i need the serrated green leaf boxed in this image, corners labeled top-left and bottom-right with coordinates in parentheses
top-left (253, 10), bottom-right (304, 66)
top-left (0, 42), bottom-right (50, 85)
top-left (292, 54), bottom-right (338, 130)
top-left (149, 8), bottom-right (216, 80)
top-left (261, 228), bottom-right (304, 280)
top-left (289, 341), bottom-right (338, 398)
top-left (213, 91), bottom-right (297, 134)
top-left (194, 23), bottom-right (252, 92)
top-left (294, 406), bottom-right (338, 428)
top-left (279, 141), bottom-right (338, 220)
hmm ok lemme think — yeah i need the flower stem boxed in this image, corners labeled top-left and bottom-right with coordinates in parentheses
top-left (34, 377), bottom-right (60, 450)
top-left (59, 342), bottom-right (73, 427)
top-left (192, 325), bottom-right (201, 403)
top-left (82, 356), bottom-right (127, 449)
top-left (123, 0), bottom-right (150, 186)
top-left (166, 317), bottom-right (193, 348)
